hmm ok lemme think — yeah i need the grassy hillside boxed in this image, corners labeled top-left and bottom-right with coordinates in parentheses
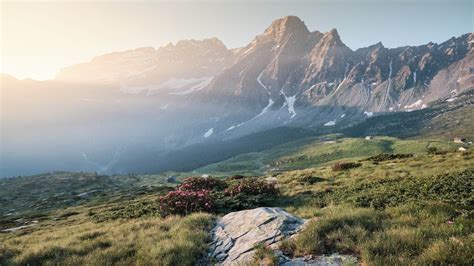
top-left (194, 135), bottom-right (462, 176)
top-left (1, 137), bottom-right (472, 265)
top-left (0, 172), bottom-right (173, 218)
top-left (0, 209), bottom-right (212, 265)
top-left (274, 150), bottom-right (473, 265)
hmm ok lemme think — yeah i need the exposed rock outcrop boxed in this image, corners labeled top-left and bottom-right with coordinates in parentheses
top-left (280, 253), bottom-right (359, 266)
top-left (209, 207), bottom-right (306, 265)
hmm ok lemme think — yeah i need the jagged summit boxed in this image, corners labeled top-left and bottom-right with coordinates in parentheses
top-left (326, 28), bottom-right (342, 42)
top-left (317, 28), bottom-right (348, 49)
top-left (264, 16), bottom-right (309, 35)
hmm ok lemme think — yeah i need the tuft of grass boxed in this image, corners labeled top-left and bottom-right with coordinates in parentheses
top-left (291, 206), bottom-right (383, 256)
top-left (252, 242), bottom-right (279, 266)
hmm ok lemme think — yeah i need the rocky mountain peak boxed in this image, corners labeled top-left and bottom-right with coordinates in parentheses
top-left (316, 28), bottom-right (349, 50)
top-left (262, 16), bottom-right (310, 41)
top-left (324, 28), bottom-right (343, 44)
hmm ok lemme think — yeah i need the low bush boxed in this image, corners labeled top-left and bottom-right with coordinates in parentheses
top-left (298, 175), bottom-right (324, 185)
top-left (213, 179), bottom-right (279, 212)
top-left (228, 175), bottom-right (246, 180)
top-left (157, 177), bottom-right (279, 216)
top-left (158, 190), bottom-right (213, 216)
top-left (427, 147), bottom-right (448, 155)
top-left (224, 179), bottom-right (277, 197)
top-left (89, 199), bottom-right (161, 222)
top-left (329, 169), bottom-right (473, 210)
top-left (178, 176), bottom-right (227, 191)
top-left (332, 162), bottom-right (362, 171)
top-left (368, 153), bottom-right (414, 163)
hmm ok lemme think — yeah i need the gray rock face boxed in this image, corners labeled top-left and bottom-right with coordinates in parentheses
top-left (209, 207), bottom-right (306, 265)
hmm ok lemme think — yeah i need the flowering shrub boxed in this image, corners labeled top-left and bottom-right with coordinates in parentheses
top-left (177, 176), bottom-right (227, 191)
top-left (158, 189), bottom-right (213, 216)
top-left (225, 179), bottom-right (277, 196)
top-left (159, 177), bottom-right (280, 216)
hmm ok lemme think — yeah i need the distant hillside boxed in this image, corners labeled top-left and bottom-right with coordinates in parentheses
top-left (343, 88), bottom-right (474, 139)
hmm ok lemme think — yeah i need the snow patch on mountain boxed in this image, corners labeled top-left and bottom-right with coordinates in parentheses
top-left (227, 125), bottom-right (237, 131)
top-left (404, 100), bottom-right (423, 109)
top-left (226, 98), bottom-right (274, 131)
top-left (324, 120), bottom-right (336, 126)
top-left (446, 97), bottom-right (457, 102)
top-left (257, 71), bottom-right (271, 95)
top-left (256, 98), bottom-right (274, 118)
top-left (280, 90), bottom-right (296, 118)
top-left (279, 101), bottom-right (288, 110)
top-left (333, 79), bottom-right (346, 95)
top-left (204, 128), bottom-right (214, 138)
top-left (364, 111), bottom-right (374, 117)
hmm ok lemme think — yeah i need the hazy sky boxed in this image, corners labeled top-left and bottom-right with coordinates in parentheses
top-left (1, 0), bottom-right (472, 80)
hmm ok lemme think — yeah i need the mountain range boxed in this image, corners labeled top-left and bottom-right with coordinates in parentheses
top-left (1, 15), bottom-right (473, 176)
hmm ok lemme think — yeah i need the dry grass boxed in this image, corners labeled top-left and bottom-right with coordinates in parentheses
top-left (0, 211), bottom-right (213, 265)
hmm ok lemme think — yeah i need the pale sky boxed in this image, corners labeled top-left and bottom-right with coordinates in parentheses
top-left (1, 0), bottom-right (472, 80)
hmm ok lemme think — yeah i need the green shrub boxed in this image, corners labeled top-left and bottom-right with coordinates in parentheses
top-left (367, 153), bottom-right (414, 163)
top-left (178, 176), bottom-right (227, 191)
top-left (427, 147), bottom-right (448, 155)
top-left (89, 199), bottom-right (161, 222)
top-left (298, 175), bottom-right (324, 185)
top-left (332, 162), bottom-right (362, 171)
top-left (213, 178), bottom-right (279, 212)
top-left (228, 175), bottom-right (246, 180)
top-left (224, 179), bottom-right (277, 197)
top-left (328, 169), bottom-right (473, 210)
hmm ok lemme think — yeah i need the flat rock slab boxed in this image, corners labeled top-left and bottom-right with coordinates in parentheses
top-left (281, 254), bottom-right (359, 266)
top-left (209, 207), bottom-right (306, 265)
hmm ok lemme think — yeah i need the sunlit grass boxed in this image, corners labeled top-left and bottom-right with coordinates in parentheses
top-left (0, 212), bottom-right (213, 265)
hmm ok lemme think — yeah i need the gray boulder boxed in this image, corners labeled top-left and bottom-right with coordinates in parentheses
top-left (209, 207), bottom-right (306, 265)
